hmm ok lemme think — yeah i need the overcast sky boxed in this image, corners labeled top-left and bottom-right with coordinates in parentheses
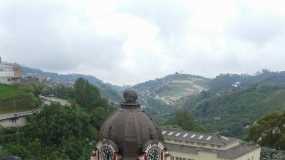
top-left (1, 0), bottom-right (285, 85)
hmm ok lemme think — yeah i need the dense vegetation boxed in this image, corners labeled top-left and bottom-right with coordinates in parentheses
top-left (18, 67), bottom-right (285, 146)
top-left (0, 78), bottom-right (114, 159)
top-left (182, 71), bottom-right (285, 137)
top-left (189, 85), bottom-right (285, 137)
top-left (0, 105), bottom-right (97, 160)
top-left (0, 84), bottom-right (40, 114)
top-left (143, 98), bottom-right (175, 124)
top-left (163, 110), bottom-right (205, 132)
top-left (248, 112), bottom-right (285, 150)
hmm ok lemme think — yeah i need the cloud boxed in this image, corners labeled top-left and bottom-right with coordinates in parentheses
top-left (0, 0), bottom-right (125, 73)
top-left (229, 6), bottom-right (285, 45)
top-left (1, 0), bottom-right (285, 85)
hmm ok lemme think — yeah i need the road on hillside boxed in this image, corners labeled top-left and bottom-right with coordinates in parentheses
top-left (0, 109), bottom-right (40, 121)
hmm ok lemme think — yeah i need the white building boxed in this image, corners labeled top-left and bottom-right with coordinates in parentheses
top-left (162, 129), bottom-right (261, 160)
top-left (0, 57), bottom-right (22, 84)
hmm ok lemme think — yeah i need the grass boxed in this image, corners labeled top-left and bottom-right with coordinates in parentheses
top-left (0, 84), bottom-right (39, 114)
top-left (0, 85), bottom-right (22, 99)
top-left (0, 105), bottom-right (37, 114)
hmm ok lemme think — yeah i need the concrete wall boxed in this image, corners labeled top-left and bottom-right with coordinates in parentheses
top-left (169, 150), bottom-right (223, 160)
top-left (0, 71), bottom-right (15, 77)
top-left (0, 77), bottom-right (10, 84)
top-left (168, 147), bottom-right (261, 160)
top-left (0, 117), bottom-right (27, 128)
top-left (235, 147), bottom-right (261, 160)
top-left (165, 139), bottom-right (240, 151)
top-left (0, 77), bottom-right (20, 84)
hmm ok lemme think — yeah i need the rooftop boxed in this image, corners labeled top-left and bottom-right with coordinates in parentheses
top-left (162, 129), bottom-right (239, 147)
top-left (166, 142), bottom-right (260, 159)
top-left (162, 129), bottom-right (260, 159)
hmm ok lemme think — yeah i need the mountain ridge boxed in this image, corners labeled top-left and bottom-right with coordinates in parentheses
top-left (21, 66), bottom-right (123, 102)
top-left (20, 65), bottom-right (285, 137)
top-left (182, 70), bottom-right (285, 137)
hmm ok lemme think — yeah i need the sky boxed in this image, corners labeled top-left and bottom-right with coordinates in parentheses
top-left (1, 0), bottom-right (285, 85)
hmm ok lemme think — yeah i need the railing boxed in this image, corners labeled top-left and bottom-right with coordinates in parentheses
top-left (0, 109), bottom-right (40, 121)
top-left (0, 96), bottom-right (68, 121)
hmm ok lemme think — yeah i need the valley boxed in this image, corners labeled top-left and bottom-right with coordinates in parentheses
top-left (19, 66), bottom-right (285, 138)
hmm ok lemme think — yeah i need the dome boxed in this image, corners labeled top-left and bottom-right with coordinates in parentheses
top-left (123, 89), bottom-right (138, 104)
top-left (97, 90), bottom-right (165, 160)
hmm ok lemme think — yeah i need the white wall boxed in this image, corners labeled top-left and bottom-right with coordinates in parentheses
top-left (0, 71), bottom-right (15, 77)
top-left (167, 145), bottom-right (261, 160)
top-left (235, 148), bottom-right (261, 160)
top-left (0, 117), bottom-right (27, 128)
top-left (0, 63), bottom-right (16, 78)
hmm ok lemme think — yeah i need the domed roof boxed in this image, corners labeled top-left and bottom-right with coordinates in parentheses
top-left (99, 90), bottom-right (163, 158)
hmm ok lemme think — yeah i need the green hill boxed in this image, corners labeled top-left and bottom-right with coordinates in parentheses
top-left (131, 73), bottom-right (210, 123)
top-left (0, 84), bottom-right (39, 114)
top-left (133, 73), bottom-right (209, 105)
top-left (182, 71), bottom-right (285, 138)
top-left (184, 84), bottom-right (285, 136)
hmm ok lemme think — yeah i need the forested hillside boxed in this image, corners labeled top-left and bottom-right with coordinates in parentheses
top-left (17, 66), bottom-right (285, 139)
top-left (209, 69), bottom-right (285, 92)
top-left (182, 71), bottom-right (285, 137)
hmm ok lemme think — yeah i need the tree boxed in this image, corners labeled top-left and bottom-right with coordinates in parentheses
top-left (0, 104), bottom-right (99, 160)
top-left (50, 84), bottom-right (74, 99)
top-left (74, 78), bottom-right (104, 110)
top-left (165, 110), bottom-right (205, 132)
top-left (0, 78), bottom-right (115, 160)
top-left (248, 111), bottom-right (285, 150)
top-left (29, 82), bottom-right (45, 96)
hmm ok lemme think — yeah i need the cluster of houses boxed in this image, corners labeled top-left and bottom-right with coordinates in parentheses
top-left (0, 57), bottom-right (22, 85)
